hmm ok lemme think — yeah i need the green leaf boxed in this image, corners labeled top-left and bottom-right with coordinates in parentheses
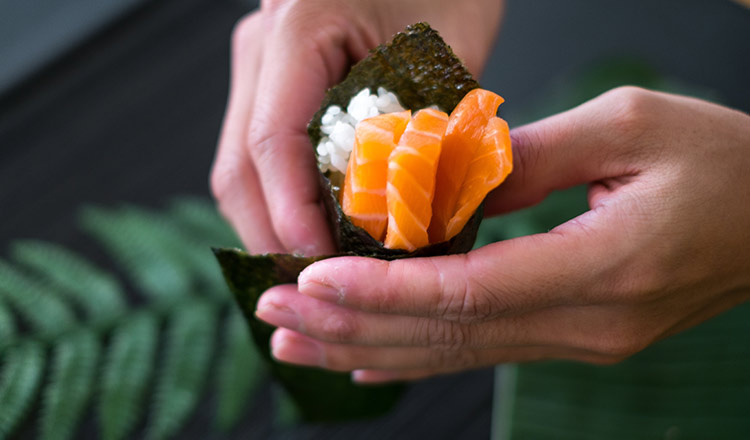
top-left (497, 304), bottom-right (750, 439)
top-left (12, 240), bottom-right (126, 323)
top-left (272, 384), bottom-right (301, 428)
top-left (146, 300), bottom-right (218, 440)
top-left (40, 329), bottom-right (101, 440)
top-left (0, 260), bottom-right (76, 337)
top-left (0, 341), bottom-right (45, 438)
top-left (99, 312), bottom-right (159, 440)
top-left (215, 309), bottom-right (265, 431)
top-left (80, 206), bottom-right (193, 303)
top-left (153, 208), bottom-right (233, 297)
top-left (0, 297), bottom-right (16, 349)
top-left (168, 197), bottom-right (241, 248)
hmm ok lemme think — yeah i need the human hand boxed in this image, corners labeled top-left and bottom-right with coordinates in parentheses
top-left (211, 0), bottom-right (503, 255)
top-left (255, 87), bottom-right (750, 382)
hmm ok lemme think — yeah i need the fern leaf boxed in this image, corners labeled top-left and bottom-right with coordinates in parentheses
top-left (147, 300), bottom-right (218, 440)
top-left (121, 205), bottom-right (229, 296)
top-left (0, 297), bottom-right (16, 349)
top-left (40, 329), bottom-right (101, 440)
top-left (0, 260), bottom-right (76, 337)
top-left (79, 206), bottom-right (193, 303)
top-left (272, 384), bottom-right (302, 428)
top-left (12, 240), bottom-right (126, 323)
top-left (168, 197), bottom-right (241, 247)
top-left (0, 341), bottom-right (45, 438)
top-left (215, 309), bottom-right (265, 431)
top-left (99, 312), bottom-right (159, 440)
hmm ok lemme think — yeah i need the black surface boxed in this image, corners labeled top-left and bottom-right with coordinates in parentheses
top-left (1, 0), bottom-right (748, 438)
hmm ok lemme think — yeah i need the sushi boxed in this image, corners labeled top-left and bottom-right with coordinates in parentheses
top-left (214, 22), bottom-right (510, 422)
top-left (308, 22), bottom-right (513, 259)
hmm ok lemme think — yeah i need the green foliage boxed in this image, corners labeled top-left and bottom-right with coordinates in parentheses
top-left (40, 329), bottom-right (101, 440)
top-left (0, 197), bottom-right (269, 440)
top-left (0, 341), bottom-right (45, 438)
top-left (0, 260), bottom-right (76, 337)
top-left (167, 197), bottom-right (241, 249)
top-left (79, 206), bottom-right (194, 303)
top-left (215, 309), bottom-right (264, 431)
top-left (272, 385), bottom-right (302, 428)
top-left (12, 240), bottom-right (126, 323)
top-left (147, 301), bottom-right (218, 440)
top-left (99, 313), bottom-right (159, 440)
top-left (0, 297), bottom-right (16, 346)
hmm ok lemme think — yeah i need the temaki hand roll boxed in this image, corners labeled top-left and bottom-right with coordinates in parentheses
top-left (214, 22), bottom-right (512, 422)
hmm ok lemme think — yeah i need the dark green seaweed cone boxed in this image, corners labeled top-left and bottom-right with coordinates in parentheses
top-left (214, 23), bottom-right (485, 422)
top-left (213, 248), bottom-right (404, 422)
top-left (309, 22), bottom-right (483, 259)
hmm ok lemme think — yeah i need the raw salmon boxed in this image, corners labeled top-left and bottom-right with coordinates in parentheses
top-left (341, 111), bottom-right (411, 241)
top-left (340, 88), bottom-right (512, 250)
top-left (384, 108), bottom-right (449, 251)
top-left (428, 89), bottom-right (505, 243)
top-left (443, 116), bottom-right (513, 240)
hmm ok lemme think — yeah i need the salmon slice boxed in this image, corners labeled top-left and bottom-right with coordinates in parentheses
top-left (384, 108), bottom-right (449, 251)
top-left (428, 89), bottom-right (505, 243)
top-left (444, 116), bottom-right (513, 240)
top-left (341, 110), bottom-right (411, 241)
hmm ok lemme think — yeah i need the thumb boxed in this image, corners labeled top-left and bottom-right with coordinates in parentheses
top-left (486, 86), bottom-right (652, 216)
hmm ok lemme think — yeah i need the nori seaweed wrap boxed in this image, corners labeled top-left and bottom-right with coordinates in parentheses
top-left (214, 22), bottom-right (486, 421)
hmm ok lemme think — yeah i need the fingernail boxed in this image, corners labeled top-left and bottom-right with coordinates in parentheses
top-left (352, 370), bottom-right (400, 384)
top-left (298, 277), bottom-right (342, 304)
top-left (271, 330), bottom-right (325, 367)
top-left (256, 299), bottom-right (300, 331)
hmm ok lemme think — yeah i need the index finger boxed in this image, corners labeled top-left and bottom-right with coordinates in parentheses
top-left (297, 204), bottom-right (633, 322)
top-left (247, 11), bottom-right (372, 255)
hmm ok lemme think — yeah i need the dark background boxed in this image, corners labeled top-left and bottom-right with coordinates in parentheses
top-left (1, 0), bottom-right (748, 438)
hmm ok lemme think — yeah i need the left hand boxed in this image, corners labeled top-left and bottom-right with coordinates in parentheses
top-left (255, 87), bottom-right (750, 383)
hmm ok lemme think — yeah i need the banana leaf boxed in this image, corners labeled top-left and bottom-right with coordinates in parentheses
top-left (493, 303), bottom-right (750, 439)
top-left (214, 23), bottom-right (486, 421)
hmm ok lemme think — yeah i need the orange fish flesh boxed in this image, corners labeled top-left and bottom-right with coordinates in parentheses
top-left (443, 116), bottom-right (513, 240)
top-left (384, 108), bottom-right (449, 251)
top-left (428, 88), bottom-right (505, 243)
top-left (341, 110), bottom-right (411, 241)
top-left (339, 88), bottom-right (512, 250)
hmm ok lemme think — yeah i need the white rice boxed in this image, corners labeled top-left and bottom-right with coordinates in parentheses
top-left (317, 87), bottom-right (406, 174)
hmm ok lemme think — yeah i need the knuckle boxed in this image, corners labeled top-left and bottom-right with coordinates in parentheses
top-left (434, 258), bottom-right (498, 323)
top-left (261, 0), bottom-right (294, 12)
top-left (429, 346), bottom-right (478, 370)
top-left (231, 13), bottom-right (263, 52)
top-left (603, 86), bottom-right (656, 140)
top-left (320, 312), bottom-right (358, 344)
top-left (246, 127), bottom-right (279, 169)
top-left (420, 319), bottom-right (467, 351)
top-left (587, 326), bottom-right (649, 359)
top-left (210, 157), bottom-right (241, 207)
top-left (603, 260), bottom-right (673, 305)
top-left (508, 127), bottom-right (545, 190)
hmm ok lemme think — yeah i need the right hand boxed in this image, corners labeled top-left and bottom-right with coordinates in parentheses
top-left (210, 0), bottom-right (504, 255)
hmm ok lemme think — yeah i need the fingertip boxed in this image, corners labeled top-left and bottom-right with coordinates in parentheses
top-left (298, 259), bottom-right (349, 304)
top-left (279, 202), bottom-right (336, 256)
top-left (270, 328), bottom-right (325, 368)
top-left (351, 369), bottom-right (400, 384)
top-left (299, 257), bottom-right (387, 303)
